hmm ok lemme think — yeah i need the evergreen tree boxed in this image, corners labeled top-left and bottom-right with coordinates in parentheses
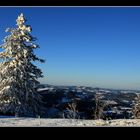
top-left (0, 13), bottom-right (45, 117)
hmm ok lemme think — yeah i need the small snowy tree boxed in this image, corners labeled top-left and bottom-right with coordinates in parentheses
top-left (0, 13), bottom-right (45, 117)
top-left (132, 94), bottom-right (140, 119)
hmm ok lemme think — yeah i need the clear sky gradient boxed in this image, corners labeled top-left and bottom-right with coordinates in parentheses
top-left (0, 7), bottom-right (140, 90)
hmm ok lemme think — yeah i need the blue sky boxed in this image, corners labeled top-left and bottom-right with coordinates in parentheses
top-left (0, 7), bottom-right (140, 90)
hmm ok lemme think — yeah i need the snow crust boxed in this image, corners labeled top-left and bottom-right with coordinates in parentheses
top-left (0, 118), bottom-right (140, 127)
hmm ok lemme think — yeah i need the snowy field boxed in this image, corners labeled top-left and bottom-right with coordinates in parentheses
top-left (0, 118), bottom-right (140, 127)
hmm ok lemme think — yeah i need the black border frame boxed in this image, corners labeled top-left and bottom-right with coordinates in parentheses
top-left (0, 0), bottom-right (140, 6)
top-left (0, 0), bottom-right (139, 137)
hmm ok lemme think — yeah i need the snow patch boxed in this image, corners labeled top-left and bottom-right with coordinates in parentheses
top-left (0, 118), bottom-right (140, 127)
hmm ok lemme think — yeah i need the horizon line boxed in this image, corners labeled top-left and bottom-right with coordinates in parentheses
top-left (40, 83), bottom-right (140, 91)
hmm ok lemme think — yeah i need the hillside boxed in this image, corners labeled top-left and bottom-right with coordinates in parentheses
top-left (37, 85), bottom-right (138, 119)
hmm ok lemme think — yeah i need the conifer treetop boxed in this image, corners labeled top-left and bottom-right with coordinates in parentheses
top-left (16, 13), bottom-right (31, 32)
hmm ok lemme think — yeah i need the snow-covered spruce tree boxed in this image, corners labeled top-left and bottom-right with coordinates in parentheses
top-left (0, 13), bottom-right (45, 117)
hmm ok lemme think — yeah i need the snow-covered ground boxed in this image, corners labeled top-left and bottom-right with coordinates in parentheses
top-left (0, 118), bottom-right (140, 127)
